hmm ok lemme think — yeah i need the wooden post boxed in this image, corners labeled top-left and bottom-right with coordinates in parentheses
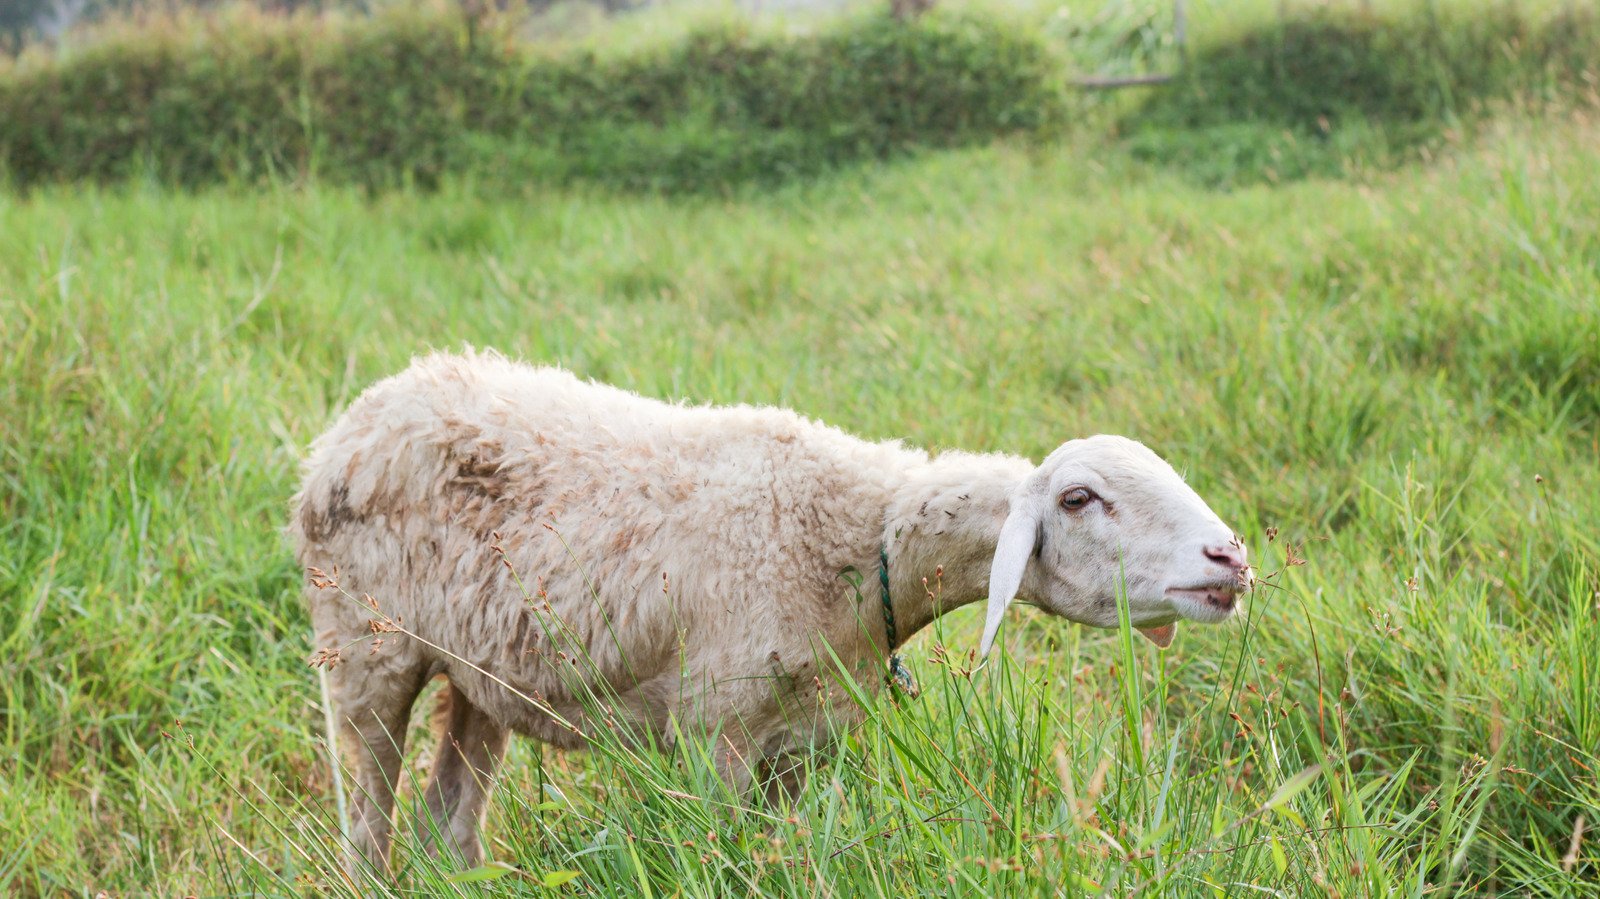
top-left (890, 0), bottom-right (936, 21)
top-left (1174, 0), bottom-right (1188, 61)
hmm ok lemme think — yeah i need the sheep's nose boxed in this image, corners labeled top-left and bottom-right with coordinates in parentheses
top-left (1204, 543), bottom-right (1248, 572)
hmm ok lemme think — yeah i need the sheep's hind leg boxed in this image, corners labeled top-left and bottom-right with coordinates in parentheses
top-left (325, 658), bottom-right (427, 876)
top-left (419, 681), bottom-right (510, 866)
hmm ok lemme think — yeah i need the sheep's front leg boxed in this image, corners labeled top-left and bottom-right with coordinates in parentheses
top-left (758, 752), bottom-right (811, 808)
top-left (708, 730), bottom-right (762, 801)
top-left (714, 730), bottom-right (811, 809)
top-left (419, 682), bottom-right (510, 866)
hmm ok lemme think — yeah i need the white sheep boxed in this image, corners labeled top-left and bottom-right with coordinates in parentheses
top-left (289, 349), bottom-right (1249, 869)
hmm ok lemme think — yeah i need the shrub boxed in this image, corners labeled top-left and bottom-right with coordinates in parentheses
top-left (1122, 1), bottom-right (1600, 187)
top-left (0, 7), bottom-right (1069, 191)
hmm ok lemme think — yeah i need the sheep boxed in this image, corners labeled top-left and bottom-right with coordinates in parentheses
top-left (289, 349), bottom-right (1250, 870)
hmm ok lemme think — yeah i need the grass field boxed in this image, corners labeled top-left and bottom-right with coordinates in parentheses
top-left (4, 20), bottom-right (1600, 896)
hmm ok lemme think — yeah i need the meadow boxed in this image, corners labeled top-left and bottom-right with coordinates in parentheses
top-left (3, 2), bottom-right (1600, 896)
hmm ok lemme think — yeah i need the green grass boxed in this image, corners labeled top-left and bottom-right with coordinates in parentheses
top-left (4, 59), bottom-right (1600, 899)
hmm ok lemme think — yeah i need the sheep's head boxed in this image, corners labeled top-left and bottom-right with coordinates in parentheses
top-left (980, 435), bottom-right (1249, 655)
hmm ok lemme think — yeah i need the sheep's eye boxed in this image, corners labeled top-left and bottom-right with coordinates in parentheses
top-left (1060, 487), bottom-right (1095, 511)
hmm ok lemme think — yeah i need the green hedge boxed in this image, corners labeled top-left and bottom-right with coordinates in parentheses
top-left (8, 3), bottom-right (1594, 193)
top-left (0, 8), bottom-right (1069, 191)
top-left (1122, 2), bottom-right (1600, 187)
top-left (1147, 4), bottom-right (1596, 127)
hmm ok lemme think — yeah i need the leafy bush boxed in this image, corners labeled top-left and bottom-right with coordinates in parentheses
top-left (5, 2), bottom-right (1597, 193)
top-left (0, 7), bottom-right (1069, 191)
top-left (1123, 1), bottom-right (1600, 187)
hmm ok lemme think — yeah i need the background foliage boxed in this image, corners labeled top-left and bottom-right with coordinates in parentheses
top-left (0, 5), bottom-right (1068, 191)
top-left (3, 0), bottom-right (1596, 191)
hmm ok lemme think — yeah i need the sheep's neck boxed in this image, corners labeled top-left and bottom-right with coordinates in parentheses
top-left (881, 452), bottom-right (1030, 649)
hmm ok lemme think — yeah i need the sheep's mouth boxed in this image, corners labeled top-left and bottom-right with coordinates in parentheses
top-left (1164, 581), bottom-right (1244, 614)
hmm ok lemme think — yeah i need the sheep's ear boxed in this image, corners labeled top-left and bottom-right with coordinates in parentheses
top-left (980, 494), bottom-right (1043, 657)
